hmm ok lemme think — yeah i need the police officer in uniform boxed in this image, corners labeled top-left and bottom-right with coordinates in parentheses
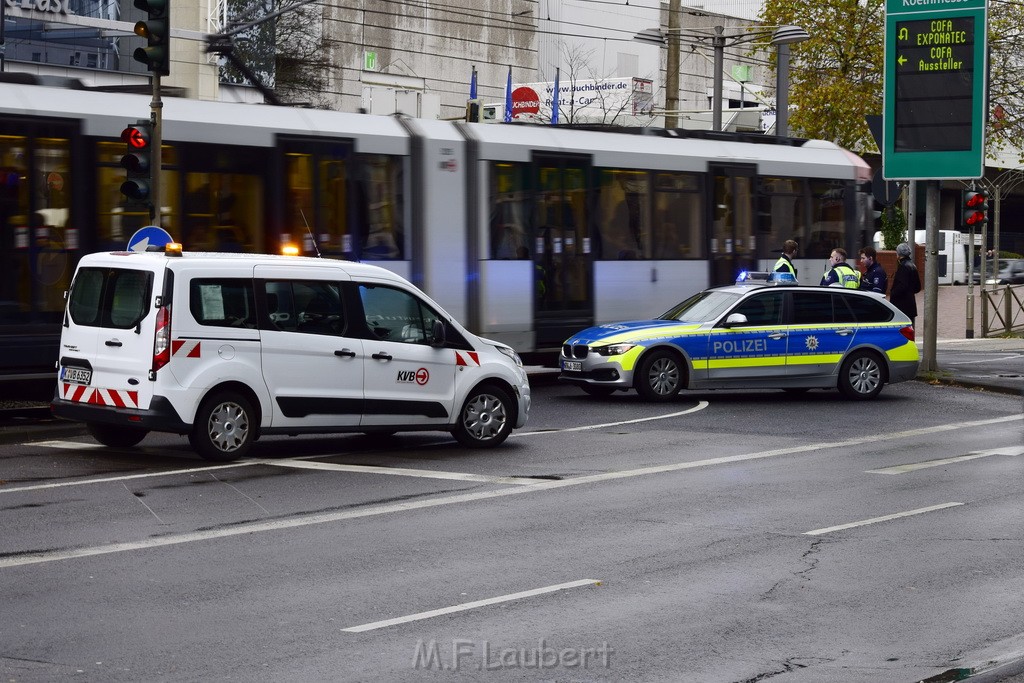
top-left (820, 248), bottom-right (861, 288)
top-left (774, 240), bottom-right (799, 280)
top-left (858, 246), bottom-right (888, 293)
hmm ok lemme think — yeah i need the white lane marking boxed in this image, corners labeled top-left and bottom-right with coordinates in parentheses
top-left (0, 461), bottom-right (270, 495)
top-left (30, 440), bottom-right (104, 449)
top-left (945, 354), bottom-right (1024, 366)
top-left (803, 502), bottom-right (964, 536)
top-left (8, 404), bottom-right (710, 494)
top-left (512, 401), bottom-right (709, 436)
top-left (2, 414), bottom-right (1018, 569)
top-left (340, 579), bottom-right (601, 633)
top-left (271, 459), bottom-right (544, 486)
top-left (866, 445), bottom-right (1024, 474)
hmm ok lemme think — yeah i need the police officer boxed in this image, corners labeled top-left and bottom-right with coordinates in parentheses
top-left (858, 246), bottom-right (888, 294)
top-left (774, 240), bottom-right (799, 280)
top-left (819, 248), bottom-right (861, 288)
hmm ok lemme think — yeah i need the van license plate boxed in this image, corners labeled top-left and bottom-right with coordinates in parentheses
top-left (61, 367), bottom-right (92, 385)
top-left (562, 360), bottom-right (582, 372)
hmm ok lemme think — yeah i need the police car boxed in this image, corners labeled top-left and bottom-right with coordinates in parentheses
top-left (559, 273), bottom-right (919, 401)
top-left (52, 245), bottom-right (530, 459)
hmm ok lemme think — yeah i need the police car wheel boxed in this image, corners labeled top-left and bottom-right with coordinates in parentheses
top-left (636, 350), bottom-right (684, 402)
top-left (838, 351), bottom-right (884, 400)
top-left (452, 385), bottom-right (514, 448)
top-left (87, 422), bottom-right (148, 448)
top-left (190, 391), bottom-right (256, 461)
top-left (581, 385), bottom-right (617, 397)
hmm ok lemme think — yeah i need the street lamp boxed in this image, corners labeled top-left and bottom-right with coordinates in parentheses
top-left (771, 25), bottom-right (810, 137)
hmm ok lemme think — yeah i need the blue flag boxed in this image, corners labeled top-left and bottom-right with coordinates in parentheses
top-left (504, 66), bottom-right (513, 123)
top-left (551, 68), bottom-right (560, 125)
top-left (470, 66), bottom-right (477, 100)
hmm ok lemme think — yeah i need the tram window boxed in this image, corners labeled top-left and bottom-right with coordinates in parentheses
top-left (757, 177), bottom-right (805, 261)
top-left (808, 180), bottom-right (847, 259)
top-left (490, 162), bottom-right (529, 260)
top-left (653, 172), bottom-right (703, 259)
top-left (354, 154), bottom-right (404, 260)
top-left (597, 170), bottom-right (649, 259)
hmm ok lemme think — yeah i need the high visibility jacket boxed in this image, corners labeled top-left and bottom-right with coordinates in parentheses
top-left (832, 263), bottom-right (861, 289)
top-left (774, 255), bottom-right (797, 278)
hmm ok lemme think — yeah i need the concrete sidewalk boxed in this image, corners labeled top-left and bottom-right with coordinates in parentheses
top-left (923, 283), bottom-right (1018, 341)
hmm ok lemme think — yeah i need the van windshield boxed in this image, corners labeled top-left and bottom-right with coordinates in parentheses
top-left (69, 267), bottom-right (153, 329)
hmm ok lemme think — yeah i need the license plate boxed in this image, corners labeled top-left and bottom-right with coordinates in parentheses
top-left (562, 360), bottom-right (582, 372)
top-left (61, 367), bottom-right (92, 385)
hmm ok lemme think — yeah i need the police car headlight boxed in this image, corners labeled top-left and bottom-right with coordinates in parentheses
top-left (495, 344), bottom-right (523, 367)
top-left (594, 343), bottom-right (637, 356)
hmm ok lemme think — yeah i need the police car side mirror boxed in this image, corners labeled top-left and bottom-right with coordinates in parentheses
top-left (429, 319), bottom-right (446, 347)
top-left (722, 313), bottom-right (748, 328)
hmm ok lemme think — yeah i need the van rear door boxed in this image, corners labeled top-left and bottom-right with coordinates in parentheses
top-left (59, 259), bottom-right (159, 410)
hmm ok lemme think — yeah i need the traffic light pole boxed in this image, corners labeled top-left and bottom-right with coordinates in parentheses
top-left (150, 73), bottom-right (162, 226)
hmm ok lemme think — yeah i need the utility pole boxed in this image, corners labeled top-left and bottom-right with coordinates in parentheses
top-left (665, 0), bottom-right (680, 129)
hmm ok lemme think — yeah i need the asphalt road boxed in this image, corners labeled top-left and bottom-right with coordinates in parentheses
top-left (1, 380), bottom-right (1022, 683)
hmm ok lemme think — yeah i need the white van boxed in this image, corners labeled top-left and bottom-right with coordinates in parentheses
top-left (871, 229), bottom-right (978, 285)
top-left (52, 247), bottom-right (531, 460)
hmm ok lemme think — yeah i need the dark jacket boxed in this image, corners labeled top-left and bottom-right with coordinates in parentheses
top-left (890, 257), bottom-right (921, 319)
top-left (860, 261), bottom-right (888, 294)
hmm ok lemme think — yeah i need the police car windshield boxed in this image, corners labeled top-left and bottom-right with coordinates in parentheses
top-left (660, 291), bottom-right (741, 323)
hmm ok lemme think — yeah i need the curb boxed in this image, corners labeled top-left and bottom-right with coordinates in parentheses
top-left (915, 376), bottom-right (1024, 397)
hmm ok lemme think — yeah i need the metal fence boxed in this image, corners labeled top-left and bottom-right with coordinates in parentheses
top-left (982, 285), bottom-right (1024, 336)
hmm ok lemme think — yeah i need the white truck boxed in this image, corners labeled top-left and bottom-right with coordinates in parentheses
top-left (872, 229), bottom-right (979, 285)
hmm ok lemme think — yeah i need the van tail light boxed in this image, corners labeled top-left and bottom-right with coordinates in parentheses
top-left (900, 325), bottom-right (915, 342)
top-left (152, 304), bottom-right (171, 374)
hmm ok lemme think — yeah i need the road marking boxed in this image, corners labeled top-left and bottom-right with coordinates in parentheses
top-left (340, 579), bottom-right (601, 633)
top-left (866, 445), bottom-right (1024, 474)
top-left (512, 402), bottom-right (709, 436)
top-left (0, 414), bottom-right (1019, 568)
top-left (803, 502), bottom-right (964, 536)
top-left (8, 405), bottom-right (711, 494)
top-left (271, 459), bottom-right (544, 486)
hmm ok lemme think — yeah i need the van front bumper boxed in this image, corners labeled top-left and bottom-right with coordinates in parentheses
top-left (51, 393), bottom-right (191, 434)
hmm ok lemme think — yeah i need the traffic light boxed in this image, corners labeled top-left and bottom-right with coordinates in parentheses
top-left (120, 120), bottom-right (152, 203)
top-left (132, 0), bottom-right (169, 76)
top-left (963, 190), bottom-right (989, 228)
top-left (466, 99), bottom-right (481, 123)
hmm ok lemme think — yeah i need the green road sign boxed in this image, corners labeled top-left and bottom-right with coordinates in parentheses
top-left (883, 0), bottom-right (988, 180)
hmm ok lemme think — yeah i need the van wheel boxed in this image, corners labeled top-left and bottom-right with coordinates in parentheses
top-left (635, 349), bottom-right (684, 401)
top-left (838, 351), bottom-right (884, 400)
top-left (452, 385), bottom-right (514, 448)
top-left (87, 422), bottom-right (148, 448)
top-left (190, 392), bottom-right (255, 461)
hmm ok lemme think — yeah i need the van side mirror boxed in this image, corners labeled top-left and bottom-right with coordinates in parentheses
top-left (430, 319), bottom-right (446, 347)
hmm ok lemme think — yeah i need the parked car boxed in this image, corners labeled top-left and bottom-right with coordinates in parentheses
top-left (987, 258), bottom-right (1024, 285)
top-left (559, 276), bottom-right (919, 402)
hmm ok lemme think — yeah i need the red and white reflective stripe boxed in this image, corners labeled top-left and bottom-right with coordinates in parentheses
top-left (60, 384), bottom-right (139, 408)
top-left (171, 340), bottom-right (201, 357)
top-left (455, 351), bottom-right (480, 367)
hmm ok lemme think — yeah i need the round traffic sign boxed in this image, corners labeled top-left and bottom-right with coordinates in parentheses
top-left (127, 226), bottom-right (174, 252)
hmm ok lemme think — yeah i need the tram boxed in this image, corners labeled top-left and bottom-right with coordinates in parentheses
top-left (0, 76), bottom-right (872, 383)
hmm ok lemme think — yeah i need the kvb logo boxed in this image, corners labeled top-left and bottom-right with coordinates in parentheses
top-left (397, 368), bottom-right (430, 385)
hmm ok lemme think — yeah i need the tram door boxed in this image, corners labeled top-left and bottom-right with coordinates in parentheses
top-left (533, 156), bottom-right (593, 349)
top-left (709, 164), bottom-right (757, 287)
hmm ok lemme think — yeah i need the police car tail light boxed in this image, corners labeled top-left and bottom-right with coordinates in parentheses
top-left (899, 326), bottom-right (915, 342)
top-left (152, 304), bottom-right (172, 374)
top-left (595, 343), bottom-right (636, 356)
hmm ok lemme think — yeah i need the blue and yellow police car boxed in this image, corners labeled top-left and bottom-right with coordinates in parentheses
top-left (559, 273), bottom-right (919, 401)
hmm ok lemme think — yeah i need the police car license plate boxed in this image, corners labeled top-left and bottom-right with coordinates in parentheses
top-left (562, 360), bottom-right (582, 372)
top-left (61, 367), bottom-right (92, 385)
